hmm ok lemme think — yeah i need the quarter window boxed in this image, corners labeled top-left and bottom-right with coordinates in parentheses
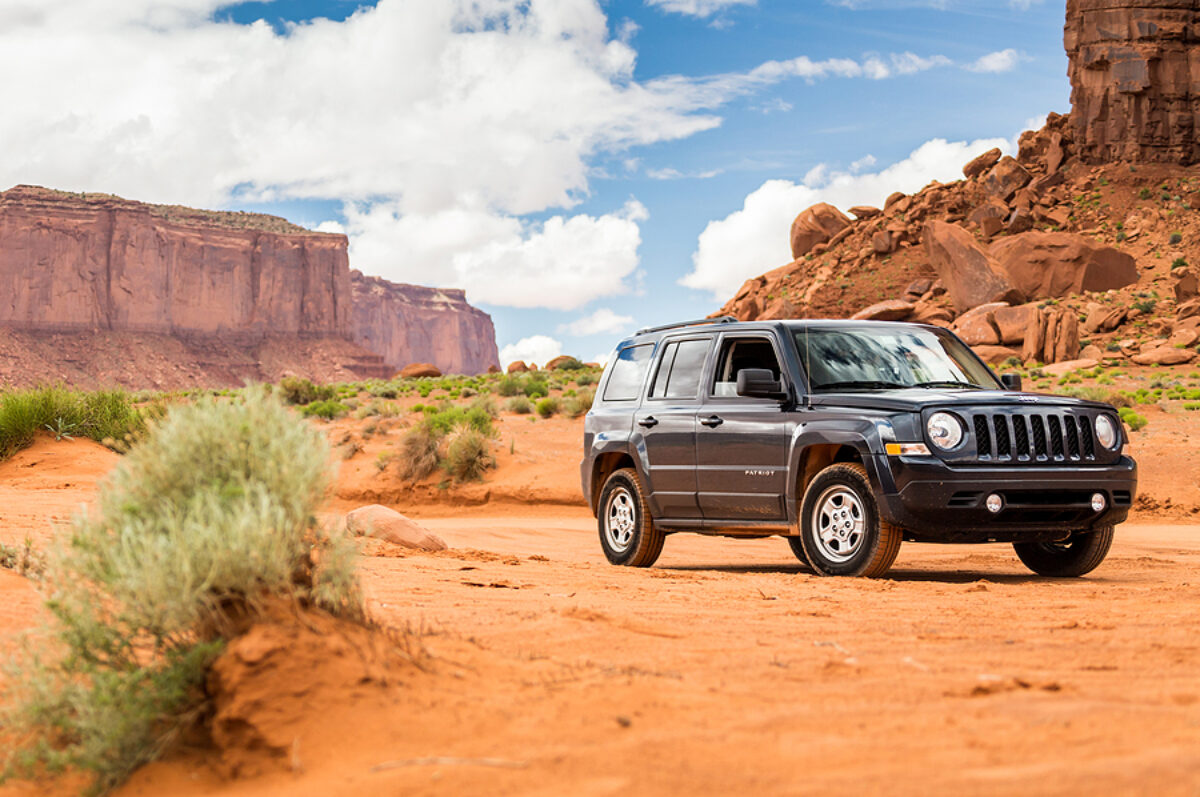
top-left (659, 338), bottom-right (710, 399)
top-left (602, 344), bottom-right (654, 401)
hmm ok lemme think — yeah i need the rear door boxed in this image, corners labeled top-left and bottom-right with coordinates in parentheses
top-left (695, 333), bottom-right (791, 522)
top-left (634, 335), bottom-right (712, 520)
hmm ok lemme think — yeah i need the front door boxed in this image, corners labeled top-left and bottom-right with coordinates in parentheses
top-left (695, 335), bottom-right (791, 521)
top-left (635, 336), bottom-right (712, 520)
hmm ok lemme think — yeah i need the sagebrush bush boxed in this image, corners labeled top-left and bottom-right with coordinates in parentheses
top-left (496, 375), bottom-right (522, 397)
top-left (523, 378), bottom-right (549, 399)
top-left (277, 375), bottom-right (334, 405)
top-left (397, 424), bottom-right (442, 481)
top-left (563, 389), bottom-right (594, 418)
top-left (1, 388), bottom-right (360, 794)
top-left (536, 397), bottom-right (561, 418)
top-left (505, 396), bottom-right (533, 414)
top-left (0, 386), bottom-right (146, 459)
top-left (300, 398), bottom-right (349, 420)
top-left (443, 428), bottom-right (495, 482)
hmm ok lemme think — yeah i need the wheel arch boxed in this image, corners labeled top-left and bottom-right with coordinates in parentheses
top-left (590, 451), bottom-right (637, 514)
top-left (786, 425), bottom-right (891, 530)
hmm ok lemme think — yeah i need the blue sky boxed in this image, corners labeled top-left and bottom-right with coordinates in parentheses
top-left (0, 0), bottom-right (1070, 366)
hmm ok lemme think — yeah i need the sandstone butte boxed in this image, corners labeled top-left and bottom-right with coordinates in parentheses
top-left (0, 186), bottom-right (499, 386)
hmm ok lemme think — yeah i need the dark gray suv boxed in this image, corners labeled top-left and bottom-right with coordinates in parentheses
top-left (580, 317), bottom-right (1137, 578)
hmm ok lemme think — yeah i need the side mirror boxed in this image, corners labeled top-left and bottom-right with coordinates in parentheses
top-left (1001, 373), bottom-right (1022, 391)
top-left (736, 368), bottom-right (786, 400)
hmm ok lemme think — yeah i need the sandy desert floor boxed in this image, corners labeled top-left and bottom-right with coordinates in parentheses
top-left (1, 436), bottom-right (1198, 796)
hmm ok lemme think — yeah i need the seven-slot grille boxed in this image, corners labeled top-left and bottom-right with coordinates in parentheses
top-left (968, 410), bottom-right (1096, 462)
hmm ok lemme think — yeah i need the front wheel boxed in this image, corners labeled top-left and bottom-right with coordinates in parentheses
top-left (1013, 526), bottom-right (1114, 577)
top-left (799, 463), bottom-right (901, 578)
top-left (597, 468), bottom-right (665, 567)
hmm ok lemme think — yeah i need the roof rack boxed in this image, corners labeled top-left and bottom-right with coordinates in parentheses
top-left (635, 315), bottom-right (738, 335)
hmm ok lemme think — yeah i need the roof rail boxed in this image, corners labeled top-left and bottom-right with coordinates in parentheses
top-left (635, 315), bottom-right (738, 335)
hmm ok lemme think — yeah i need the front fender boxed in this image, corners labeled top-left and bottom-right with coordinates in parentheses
top-left (785, 416), bottom-right (899, 529)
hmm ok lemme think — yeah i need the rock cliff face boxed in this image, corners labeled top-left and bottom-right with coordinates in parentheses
top-left (350, 272), bottom-right (499, 375)
top-left (0, 186), bottom-right (500, 385)
top-left (0, 185), bottom-right (351, 336)
top-left (1066, 0), bottom-right (1200, 165)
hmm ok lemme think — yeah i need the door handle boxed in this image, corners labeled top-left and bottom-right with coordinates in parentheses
top-left (700, 415), bottom-right (724, 428)
top-left (638, 416), bottom-right (659, 428)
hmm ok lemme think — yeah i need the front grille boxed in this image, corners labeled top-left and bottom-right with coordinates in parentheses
top-left (963, 409), bottom-right (1101, 464)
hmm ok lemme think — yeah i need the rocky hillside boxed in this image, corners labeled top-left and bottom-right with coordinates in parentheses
top-left (718, 3), bottom-right (1200, 371)
top-left (0, 186), bottom-right (500, 387)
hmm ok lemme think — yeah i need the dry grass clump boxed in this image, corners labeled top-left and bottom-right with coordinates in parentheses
top-left (0, 386), bottom-right (146, 459)
top-left (0, 388), bottom-right (361, 794)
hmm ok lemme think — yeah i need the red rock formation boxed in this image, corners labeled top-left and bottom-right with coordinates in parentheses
top-left (350, 272), bottom-right (499, 375)
top-left (1066, 0), bottom-right (1200, 164)
top-left (789, 203), bottom-right (851, 259)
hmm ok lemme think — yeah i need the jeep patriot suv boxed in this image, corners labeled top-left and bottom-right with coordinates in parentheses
top-left (580, 317), bottom-right (1137, 577)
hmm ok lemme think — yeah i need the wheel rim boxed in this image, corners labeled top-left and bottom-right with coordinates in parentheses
top-left (605, 487), bottom-right (637, 553)
top-left (811, 485), bottom-right (866, 563)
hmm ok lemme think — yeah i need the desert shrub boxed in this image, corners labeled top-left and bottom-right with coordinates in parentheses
top-left (0, 386), bottom-right (146, 460)
top-left (368, 382), bottom-right (399, 399)
top-left (1184, 402), bottom-right (1200, 411)
top-left (1118, 406), bottom-right (1148, 431)
top-left (300, 399), bottom-right (349, 420)
top-left (536, 397), bottom-right (561, 418)
top-left (278, 376), bottom-right (334, 405)
top-left (0, 388), bottom-right (360, 793)
top-left (505, 396), bottom-right (533, 414)
top-left (1062, 386), bottom-right (1132, 408)
top-left (1169, 232), bottom-right (1183, 245)
top-left (574, 372), bottom-right (597, 387)
top-left (1132, 299), bottom-right (1156, 314)
top-left (496, 375), bottom-right (522, 397)
top-left (396, 424), bottom-right (442, 481)
top-left (563, 389), bottom-right (594, 418)
top-left (551, 356), bottom-right (585, 371)
top-left (524, 378), bottom-right (549, 399)
top-left (1173, 257), bottom-right (1189, 269)
top-left (1139, 187), bottom-right (1152, 200)
top-left (443, 428), bottom-right (495, 483)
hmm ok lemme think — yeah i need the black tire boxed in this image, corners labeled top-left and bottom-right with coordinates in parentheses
top-left (799, 463), bottom-right (901, 578)
top-left (1013, 526), bottom-right (1114, 577)
top-left (597, 468), bottom-right (665, 567)
top-left (786, 536), bottom-right (811, 568)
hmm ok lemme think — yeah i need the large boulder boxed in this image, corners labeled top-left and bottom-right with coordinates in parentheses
top-left (398, 362), bottom-right (441, 379)
top-left (963, 148), bottom-right (1003, 179)
top-left (506, 360), bottom-right (529, 374)
top-left (1132, 346), bottom-right (1197, 366)
top-left (992, 303), bottom-right (1042, 346)
top-left (981, 156), bottom-right (1032, 201)
top-left (988, 232), bottom-right (1138, 299)
top-left (923, 221), bottom-right (1024, 313)
top-left (851, 300), bottom-right (914, 321)
top-left (789, 203), bottom-right (851, 259)
top-left (345, 505), bottom-right (447, 551)
top-left (1175, 267), bottom-right (1199, 302)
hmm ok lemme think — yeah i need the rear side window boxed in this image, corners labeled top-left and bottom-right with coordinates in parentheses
top-left (602, 344), bottom-right (654, 401)
top-left (649, 338), bottom-right (710, 400)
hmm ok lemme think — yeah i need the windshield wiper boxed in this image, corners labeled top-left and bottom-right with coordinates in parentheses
top-left (913, 380), bottom-right (986, 390)
top-left (815, 380), bottom-right (910, 392)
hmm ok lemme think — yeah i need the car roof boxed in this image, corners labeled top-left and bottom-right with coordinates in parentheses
top-left (618, 317), bottom-right (942, 348)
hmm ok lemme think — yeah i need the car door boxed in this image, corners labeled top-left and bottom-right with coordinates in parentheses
top-left (634, 336), bottom-right (712, 520)
top-left (695, 333), bottom-right (791, 522)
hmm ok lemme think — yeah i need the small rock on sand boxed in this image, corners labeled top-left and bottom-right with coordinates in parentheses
top-left (345, 504), bottom-right (447, 551)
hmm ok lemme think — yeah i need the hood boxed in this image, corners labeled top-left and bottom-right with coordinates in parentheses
top-left (807, 389), bottom-right (1113, 413)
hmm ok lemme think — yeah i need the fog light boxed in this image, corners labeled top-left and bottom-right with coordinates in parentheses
top-left (986, 493), bottom-right (1003, 514)
top-left (1091, 492), bottom-right (1107, 513)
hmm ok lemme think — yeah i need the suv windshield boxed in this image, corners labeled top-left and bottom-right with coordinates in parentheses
top-left (794, 325), bottom-right (1001, 392)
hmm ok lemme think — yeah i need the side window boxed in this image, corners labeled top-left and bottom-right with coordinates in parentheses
top-left (662, 339), bottom-right (710, 399)
top-left (602, 344), bottom-right (654, 401)
top-left (649, 341), bottom-right (678, 398)
top-left (711, 337), bottom-right (782, 397)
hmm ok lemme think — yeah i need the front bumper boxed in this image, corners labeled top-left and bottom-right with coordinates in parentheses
top-left (873, 454), bottom-right (1137, 543)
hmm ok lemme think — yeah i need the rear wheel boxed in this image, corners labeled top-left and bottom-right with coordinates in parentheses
top-left (597, 468), bottom-right (665, 567)
top-left (799, 463), bottom-right (901, 578)
top-left (1013, 526), bottom-right (1114, 577)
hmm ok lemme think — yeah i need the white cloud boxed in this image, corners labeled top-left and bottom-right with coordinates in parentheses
top-left (644, 0), bottom-right (756, 18)
top-left (339, 199), bottom-right (649, 311)
top-left (500, 335), bottom-right (564, 369)
top-left (849, 154), bottom-right (877, 173)
top-left (967, 48), bottom-right (1022, 74)
top-left (679, 136), bottom-right (1011, 300)
top-left (559, 308), bottom-right (636, 336)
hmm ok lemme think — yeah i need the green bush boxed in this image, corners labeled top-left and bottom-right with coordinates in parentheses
top-left (396, 424), bottom-right (442, 481)
top-left (1139, 187), bottom-right (1152, 200)
top-left (536, 397), bottom-right (561, 418)
top-left (524, 379), bottom-right (549, 399)
top-left (563, 389), bottom-right (594, 418)
top-left (1173, 257), bottom-right (1189, 270)
top-left (574, 372), bottom-right (597, 387)
top-left (1, 388), bottom-right (360, 793)
top-left (443, 428), bottom-right (495, 483)
top-left (300, 399), bottom-right (349, 420)
top-left (0, 386), bottom-right (146, 460)
top-left (1118, 406), bottom-right (1148, 431)
top-left (496, 375), bottom-right (522, 397)
top-left (1169, 232), bottom-right (1183, 245)
top-left (278, 376), bottom-right (334, 405)
top-left (505, 396), bottom-right (533, 414)
top-left (1184, 402), bottom-right (1200, 411)
top-left (550, 356), bottom-right (585, 371)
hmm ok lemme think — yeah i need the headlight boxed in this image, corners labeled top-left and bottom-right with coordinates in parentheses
top-left (1095, 414), bottom-right (1118, 449)
top-left (926, 412), bottom-right (963, 450)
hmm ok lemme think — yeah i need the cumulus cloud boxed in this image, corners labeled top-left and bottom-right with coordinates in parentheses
top-left (500, 335), bottom-right (564, 369)
top-left (679, 136), bottom-right (1011, 300)
top-left (559, 308), bottom-right (636, 336)
top-left (967, 49), bottom-right (1022, 74)
top-left (644, 0), bottom-right (756, 18)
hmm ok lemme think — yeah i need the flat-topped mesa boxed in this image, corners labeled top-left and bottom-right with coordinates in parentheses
top-left (350, 271), bottom-right (500, 375)
top-left (0, 184), bottom-right (350, 337)
top-left (1066, 0), bottom-right (1200, 165)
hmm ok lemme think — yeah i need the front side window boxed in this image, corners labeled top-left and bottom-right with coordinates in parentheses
top-left (602, 344), bottom-right (654, 401)
top-left (794, 326), bottom-right (1001, 392)
top-left (711, 337), bottom-right (782, 397)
